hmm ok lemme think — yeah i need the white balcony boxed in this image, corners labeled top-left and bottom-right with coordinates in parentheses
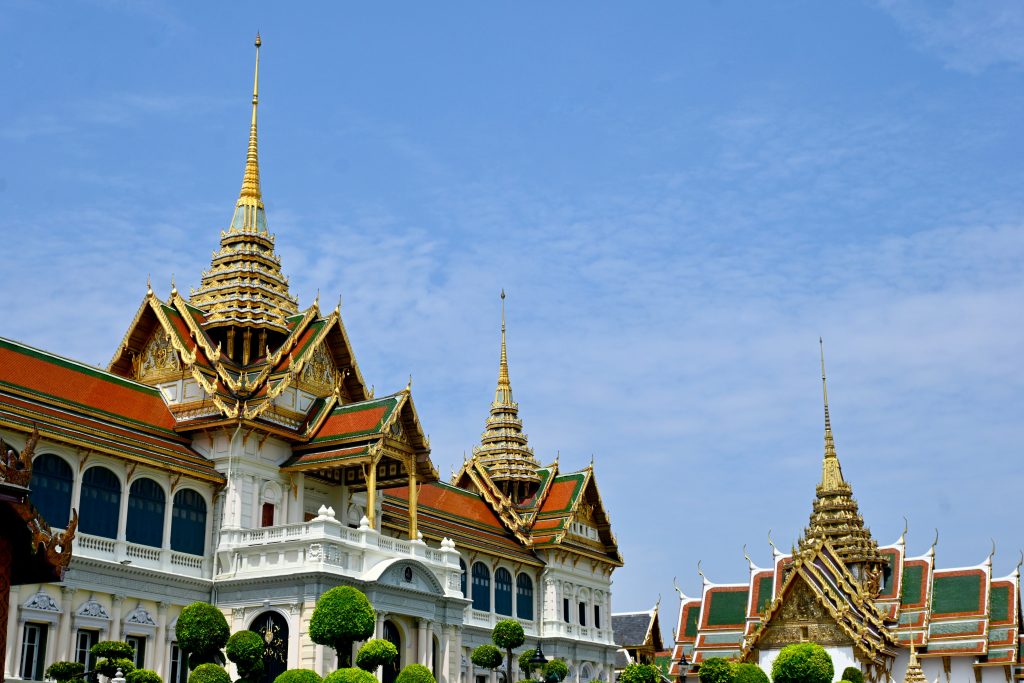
top-left (214, 507), bottom-right (463, 596)
top-left (72, 532), bottom-right (210, 578)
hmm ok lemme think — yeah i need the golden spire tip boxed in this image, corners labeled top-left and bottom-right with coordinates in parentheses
top-left (255, 32), bottom-right (261, 48)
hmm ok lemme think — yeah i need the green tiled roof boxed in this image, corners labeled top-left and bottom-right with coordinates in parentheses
top-left (932, 574), bottom-right (983, 616)
top-left (706, 589), bottom-right (748, 627)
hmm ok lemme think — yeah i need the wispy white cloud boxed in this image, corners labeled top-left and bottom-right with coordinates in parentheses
top-left (877, 0), bottom-right (1024, 72)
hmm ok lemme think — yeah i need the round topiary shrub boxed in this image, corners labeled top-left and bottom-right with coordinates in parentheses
top-left (188, 664), bottom-right (231, 683)
top-left (177, 603), bottom-right (231, 667)
top-left (309, 587), bottom-right (376, 668)
top-left (771, 643), bottom-right (833, 683)
top-left (395, 664), bottom-right (435, 683)
top-left (697, 657), bottom-right (732, 683)
top-left (543, 659), bottom-right (569, 683)
top-left (470, 645), bottom-right (503, 670)
top-left (518, 650), bottom-right (537, 676)
top-left (842, 667), bottom-right (864, 683)
top-left (323, 668), bottom-right (378, 683)
top-left (127, 669), bottom-right (164, 683)
top-left (274, 670), bottom-right (323, 683)
top-left (226, 630), bottom-right (266, 681)
top-left (45, 661), bottom-right (85, 683)
top-left (731, 663), bottom-right (768, 683)
top-left (96, 658), bottom-right (136, 678)
top-left (356, 639), bottom-right (399, 672)
top-left (620, 664), bottom-right (660, 683)
top-left (92, 641), bottom-right (136, 660)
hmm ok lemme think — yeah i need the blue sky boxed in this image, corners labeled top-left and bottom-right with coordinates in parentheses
top-left (3, 1), bottom-right (1023, 629)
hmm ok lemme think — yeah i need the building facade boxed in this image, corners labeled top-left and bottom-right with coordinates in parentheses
top-left (3, 38), bottom-right (622, 683)
top-left (669, 347), bottom-right (1022, 683)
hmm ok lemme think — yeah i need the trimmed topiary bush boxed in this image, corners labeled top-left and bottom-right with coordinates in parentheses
top-left (492, 620), bottom-right (525, 683)
top-left (226, 630), bottom-right (265, 682)
top-left (731, 663), bottom-right (768, 683)
top-left (518, 650), bottom-right (537, 677)
top-left (92, 641), bottom-right (136, 660)
top-left (323, 669), bottom-right (378, 683)
top-left (697, 657), bottom-right (732, 683)
top-left (842, 667), bottom-right (864, 683)
top-left (771, 643), bottom-right (833, 683)
top-left (274, 671), bottom-right (322, 683)
top-left (177, 603), bottom-right (231, 668)
top-left (395, 664), bottom-right (436, 683)
top-left (188, 664), bottom-right (231, 683)
top-left (309, 587), bottom-right (376, 668)
top-left (96, 658), bottom-right (136, 678)
top-left (470, 645), bottom-right (503, 670)
top-left (127, 669), bottom-right (163, 683)
top-left (620, 664), bottom-right (660, 683)
top-left (543, 659), bottom-right (569, 683)
top-left (355, 639), bottom-right (399, 672)
top-left (45, 661), bottom-right (85, 683)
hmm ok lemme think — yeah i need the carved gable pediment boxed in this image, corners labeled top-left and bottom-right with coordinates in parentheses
top-left (757, 575), bottom-right (853, 648)
top-left (301, 342), bottom-right (337, 392)
top-left (135, 329), bottom-right (181, 381)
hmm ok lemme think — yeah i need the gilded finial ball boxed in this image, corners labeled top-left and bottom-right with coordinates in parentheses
top-left (500, 289), bottom-right (505, 300)
top-left (255, 33), bottom-right (261, 48)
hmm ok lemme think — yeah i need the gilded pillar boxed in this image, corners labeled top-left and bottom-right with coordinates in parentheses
top-left (366, 459), bottom-right (378, 529)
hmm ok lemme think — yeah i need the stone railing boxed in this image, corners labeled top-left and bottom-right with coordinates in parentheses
top-left (215, 507), bottom-right (464, 597)
top-left (71, 532), bottom-right (209, 578)
top-left (539, 620), bottom-right (616, 645)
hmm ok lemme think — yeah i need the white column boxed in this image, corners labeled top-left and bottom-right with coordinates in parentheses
top-left (110, 594), bottom-right (124, 641)
top-left (154, 602), bottom-right (168, 675)
top-left (57, 586), bottom-right (74, 660)
top-left (417, 619), bottom-right (428, 664)
top-left (117, 481), bottom-right (131, 541)
top-left (162, 487), bottom-right (175, 547)
top-left (441, 626), bottom-right (453, 683)
top-left (250, 475), bottom-right (261, 528)
top-left (5, 585), bottom-right (21, 679)
top-left (426, 623), bottom-right (434, 672)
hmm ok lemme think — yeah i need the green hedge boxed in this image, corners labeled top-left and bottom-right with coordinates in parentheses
top-left (126, 669), bottom-right (164, 683)
top-left (226, 630), bottom-right (265, 680)
top-left (188, 664), bottom-right (231, 683)
top-left (518, 650), bottom-right (537, 676)
top-left (697, 657), bottom-right (732, 683)
top-left (274, 670), bottom-right (323, 683)
top-left (323, 668), bottom-right (378, 683)
top-left (176, 603), bottom-right (230, 667)
top-left (92, 641), bottom-right (136, 660)
top-left (45, 661), bottom-right (85, 683)
top-left (543, 659), bottom-right (569, 683)
top-left (356, 639), bottom-right (399, 672)
top-left (841, 667), bottom-right (864, 683)
top-left (731, 663), bottom-right (768, 683)
top-left (620, 664), bottom-right (660, 683)
top-left (309, 587), bottom-right (375, 667)
top-left (96, 658), bottom-right (136, 678)
top-left (771, 643), bottom-right (833, 683)
top-left (470, 645), bottom-right (502, 670)
top-left (395, 664), bottom-right (436, 683)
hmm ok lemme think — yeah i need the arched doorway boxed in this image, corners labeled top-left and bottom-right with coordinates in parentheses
top-left (383, 620), bottom-right (402, 683)
top-left (251, 611), bottom-right (289, 683)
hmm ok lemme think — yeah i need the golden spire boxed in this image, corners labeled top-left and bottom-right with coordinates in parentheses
top-left (902, 644), bottom-right (927, 683)
top-left (190, 35), bottom-right (299, 336)
top-left (820, 338), bottom-right (845, 489)
top-left (472, 290), bottom-right (541, 503)
top-left (799, 340), bottom-right (884, 572)
top-left (239, 32), bottom-right (262, 204)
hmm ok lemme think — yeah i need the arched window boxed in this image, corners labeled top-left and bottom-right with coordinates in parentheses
top-left (80, 466), bottom-right (121, 538)
top-left (459, 559), bottom-right (468, 597)
top-left (171, 489), bottom-right (206, 555)
top-left (29, 454), bottom-right (73, 529)
top-left (126, 478), bottom-right (165, 547)
top-left (516, 573), bottom-right (534, 620)
top-left (495, 568), bottom-right (513, 616)
top-left (471, 562), bottom-right (491, 611)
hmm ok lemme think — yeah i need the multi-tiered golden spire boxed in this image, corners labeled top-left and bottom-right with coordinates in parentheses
top-left (472, 291), bottom-right (541, 503)
top-left (800, 340), bottom-right (885, 583)
top-left (902, 645), bottom-right (927, 683)
top-left (191, 35), bottom-right (299, 355)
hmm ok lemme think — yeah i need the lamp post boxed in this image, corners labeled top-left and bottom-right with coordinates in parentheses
top-left (529, 641), bottom-right (548, 682)
top-left (676, 651), bottom-right (689, 681)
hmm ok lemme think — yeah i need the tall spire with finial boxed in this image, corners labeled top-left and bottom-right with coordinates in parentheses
top-left (191, 34), bottom-right (299, 340)
top-left (902, 644), bottom-right (927, 683)
top-left (800, 340), bottom-right (884, 579)
top-left (472, 291), bottom-right (541, 503)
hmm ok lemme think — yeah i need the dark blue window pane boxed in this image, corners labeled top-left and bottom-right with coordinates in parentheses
top-left (171, 489), bottom-right (206, 555)
top-left (495, 568), bottom-right (513, 616)
top-left (80, 466), bottom-right (121, 539)
top-left (516, 573), bottom-right (534, 620)
top-left (126, 478), bottom-right (165, 548)
top-left (460, 559), bottom-right (467, 597)
top-left (29, 454), bottom-right (73, 529)
top-left (471, 562), bottom-right (490, 612)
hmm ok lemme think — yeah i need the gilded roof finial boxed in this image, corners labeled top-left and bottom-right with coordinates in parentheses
top-left (239, 32), bottom-right (262, 205)
top-left (146, 274), bottom-right (153, 297)
top-left (819, 337), bottom-right (844, 489)
top-left (170, 274), bottom-right (177, 297)
top-left (930, 528), bottom-right (939, 555)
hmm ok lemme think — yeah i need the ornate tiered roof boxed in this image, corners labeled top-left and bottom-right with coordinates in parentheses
top-left (190, 34), bottom-right (298, 333)
top-left (470, 292), bottom-right (541, 502)
top-left (799, 341), bottom-right (884, 572)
